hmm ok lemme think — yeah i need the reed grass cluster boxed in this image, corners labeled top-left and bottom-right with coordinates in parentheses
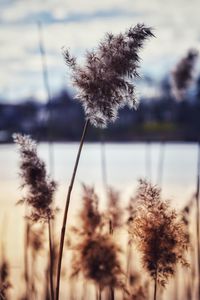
top-left (7, 23), bottom-right (200, 300)
top-left (128, 180), bottom-right (189, 300)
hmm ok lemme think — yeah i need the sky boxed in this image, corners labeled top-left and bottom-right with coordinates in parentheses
top-left (0, 0), bottom-right (200, 103)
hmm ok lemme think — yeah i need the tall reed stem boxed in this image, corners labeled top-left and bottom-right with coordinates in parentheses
top-left (98, 286), bottom-right (102, 300)
top-left (145, 142), bottom-right (152, 182)
top-left (55, 119), bottom-right (89, 300)
top-left (196, 143), bottom-right (200, 300)
top-left (110, 288), bottom-right (115, 300)
top-left (48, 217), bottom-right (54, 300)
top-left (157, 142), bottom-right (165, 188)
top-left (153, 271), bottom-right (157, 300)
top-left (173, 267), bottom-right (178, 300)
top-left (24, 220), bottom-right (30, 299)
top-left (38, 22), bottom-right (54, 174)
top-left (108, 220), bottom-right (114, 300)
top-left (100, 134), bottom-right (108, 194)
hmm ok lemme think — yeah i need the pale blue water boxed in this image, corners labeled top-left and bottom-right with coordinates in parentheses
top-left (0, 142), bottom-right (198, 209)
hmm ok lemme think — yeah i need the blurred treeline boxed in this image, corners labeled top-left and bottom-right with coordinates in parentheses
top-left (1, 75), bottom-right (200, 143)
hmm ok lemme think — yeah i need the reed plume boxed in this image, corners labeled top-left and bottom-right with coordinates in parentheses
top-left (0, 256), bottom-right (12, 300)
top-left (63, 24), bottom-right (154, 128)
top-left (129, 179), bottom-right (189, 300)
top-left (71, 185), bottom-right (126, 296)
top-left (171, 49), bottom-right (198, 100)
top-left (72, 235), bottom-right (124, 290)
top-left (13, 133), bottom-right (56, 300)
top-left (13, 133), bottom-right (56, 222)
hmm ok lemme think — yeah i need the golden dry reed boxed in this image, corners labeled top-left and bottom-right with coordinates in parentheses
top-left (128, 179), bottom-right (189, 300)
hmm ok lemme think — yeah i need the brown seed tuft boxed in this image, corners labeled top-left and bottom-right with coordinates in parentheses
top-left (129, 179), bottom-right (189, 287)
top-left (13, 133), bottom-right (57, 222)
top-left (71, 185), bottom-right (126, 292)
top-left (63, 24), bottom-right (154, 128)
top-left (171, 49), bottom-right (198, 100)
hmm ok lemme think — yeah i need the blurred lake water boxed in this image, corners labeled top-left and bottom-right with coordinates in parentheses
top-left (0, 142), bottom-right (198, 209)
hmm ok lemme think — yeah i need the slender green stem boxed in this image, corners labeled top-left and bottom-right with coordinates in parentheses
top-left (55, 119), bottom-right (89, 300)
top-left (48, 217), bottom-right (54, 300)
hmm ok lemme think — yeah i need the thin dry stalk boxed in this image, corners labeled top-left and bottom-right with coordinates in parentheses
top-left (181, 202), bottom-right (194, 300)
top-left (153, 270), bottom-right (157, 300)
top-left (48, 218), bottom-right (54, 300)
top-left (100, 134), bottom-right (108, 198)
top-left (157, 142), bottom-right (165, 188)
top-left (38, 21), bottom-right (54, 175)
top-left (24, 220), bottom-right (30, 299)
top-left (44, 263), bottom-right (51, 300)
top-left (145, 142), bottom-right (152, 181)
top-left (98, 287), bottom-right (102, 300)
top-left (107, 188), bottom-right (123, 300)
top-left (38, 26), bottom-right (56, 298)
top-left (196, 143), bottom-right (200, 300)
top-left (55, 119), bottom-right (89, 300)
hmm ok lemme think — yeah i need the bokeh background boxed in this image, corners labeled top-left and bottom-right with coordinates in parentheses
top-left (1, 1), bottom-right (200, 299)
top-left (1, 0), bottom-right (200, 142)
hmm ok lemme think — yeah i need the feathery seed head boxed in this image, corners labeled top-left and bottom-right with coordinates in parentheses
top-left (79, 184), bottom-right (102, 235)
top-left (13, 133), bottom-right (57, 222)
top-left (171, 49), bottom-right (198, 100)
top-left (71, 185), bottom-right (126, 292)
top-left (63, 24), bottom-right (154, 128)
top-left (129, 179), bottom-right (189, 287)
top-left (72, 234), bottom-right (124, 290)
